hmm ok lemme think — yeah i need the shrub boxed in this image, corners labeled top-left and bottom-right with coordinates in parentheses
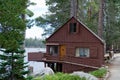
top-left (37, 72), bottom-right (87, 80)
top-left (58, 73), bottom-right (86, 80)
top-left (89, 68), bottom-right (107, 78)
top-left (26, 76), bottom-right (34, 80)
top-left (33, 76), bottom-right (42, 80)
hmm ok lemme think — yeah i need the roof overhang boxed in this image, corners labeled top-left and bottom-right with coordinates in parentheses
top-left (46, 43), bottom-right (60, 45)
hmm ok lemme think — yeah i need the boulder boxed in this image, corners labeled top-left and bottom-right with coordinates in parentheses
top-left (37, 67), bottom-right (54, 77)
top-left (71, 71), bottom-right (98, 80)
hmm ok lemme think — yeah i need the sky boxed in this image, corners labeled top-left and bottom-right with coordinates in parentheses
top-left (25, 0), bottom-right (48, 39)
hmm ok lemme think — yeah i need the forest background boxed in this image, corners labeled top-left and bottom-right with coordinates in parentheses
top-left (34, 0), bottom-right (120, 51)
top-left (0, 0), bottom-right (120, 80)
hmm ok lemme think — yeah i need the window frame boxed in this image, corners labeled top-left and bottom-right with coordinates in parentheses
top-left (69, 23), bottom-right (77, 33)
top-left (49, 45), bottom-right (59, 56)
top-left (75, 48), bottom-right (90, 57)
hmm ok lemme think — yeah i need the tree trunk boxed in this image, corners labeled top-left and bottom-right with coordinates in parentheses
top-left (70, 0), bottom-right (78, 18)
top-left (10, 53), bottom-right (14, 80)
top-left (21, 14), bottom-right (26, 50)
top-left (98, 0), bottom-right (104, 39)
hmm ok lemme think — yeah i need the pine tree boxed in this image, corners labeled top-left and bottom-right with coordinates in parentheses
top-left (104, 0), bottom-right (120, 50)
top-left (0, 0), bottom-right (31, 79)
top-left (35, 0), bottom-right (100, 37)
top-left (35, 0), bottom-right (70, 37)
top-left (35, 0), bottom-right (120, 50)
top-left (0, 48), bottom-right (28, 80)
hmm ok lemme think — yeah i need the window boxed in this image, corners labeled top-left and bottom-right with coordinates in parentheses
top-left (49, 46), bottom-right (58, 55)
top-left (75, 48), bottom-right (90, 57)
top-left (69, 23), bottom-right (77, 33)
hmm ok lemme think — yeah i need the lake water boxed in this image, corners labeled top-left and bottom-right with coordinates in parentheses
top-left (0, 48), bottom-right (46, 75)
top-left (25, 48), bottom-right (46, 75)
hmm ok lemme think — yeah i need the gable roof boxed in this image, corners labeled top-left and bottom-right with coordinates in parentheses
top-left (46, 17), bottom-right (105, 44)
top-left (77, 18), bottom-right (105, 44)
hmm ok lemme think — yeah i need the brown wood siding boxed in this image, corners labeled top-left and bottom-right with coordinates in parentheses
top-left (28, 52), bottom-right (45, 61)
top-left (46, 18), bottom-right (102, 44)
top-left (66, 42), bottom-right (104, 67)
top-left (62, 63), bottom-right (96, 73)
top-left (44, 53), bottom-right (60, 61)
top-left (46, 18), bottom-right (104, 68)
top-left (45, 17), bottom-right (104, 71)
top-left (63, 56), bottom-right (101, 67)
top-left (90, 47), bottom-right (98, 58)
top-left (45, 42), bottom-right (104, 67)
top-left (62, 63), bottom-right (84, 73)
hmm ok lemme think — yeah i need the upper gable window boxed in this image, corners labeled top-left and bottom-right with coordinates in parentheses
top-left (69, 23), bottom-right (77, 33)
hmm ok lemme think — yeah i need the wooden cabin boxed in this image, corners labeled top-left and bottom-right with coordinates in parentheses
top-left (28, 17), bottom-right (105, 73)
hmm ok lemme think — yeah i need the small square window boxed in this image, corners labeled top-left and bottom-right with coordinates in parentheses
top-left (75, 48), bottom-right (90, 57)
top-left (69, 23), bottom-right (77, 33)
top-left (49, 46), bottom-right (58, 55)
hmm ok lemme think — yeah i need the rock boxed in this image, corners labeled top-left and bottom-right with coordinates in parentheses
top-left (71, 71), bottom-right (98, 80)
top-left (37, 67), bottom-right (54, 77)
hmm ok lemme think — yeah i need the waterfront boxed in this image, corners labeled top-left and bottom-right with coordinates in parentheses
top-left (25, 48), bottom-right (46, 75)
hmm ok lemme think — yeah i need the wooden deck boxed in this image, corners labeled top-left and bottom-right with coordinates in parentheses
top-left (28, 52), bottom-right (45, 61)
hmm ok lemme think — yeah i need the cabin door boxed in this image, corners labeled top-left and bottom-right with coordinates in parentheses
top-left (60, 45), bottom-right (66, 60)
